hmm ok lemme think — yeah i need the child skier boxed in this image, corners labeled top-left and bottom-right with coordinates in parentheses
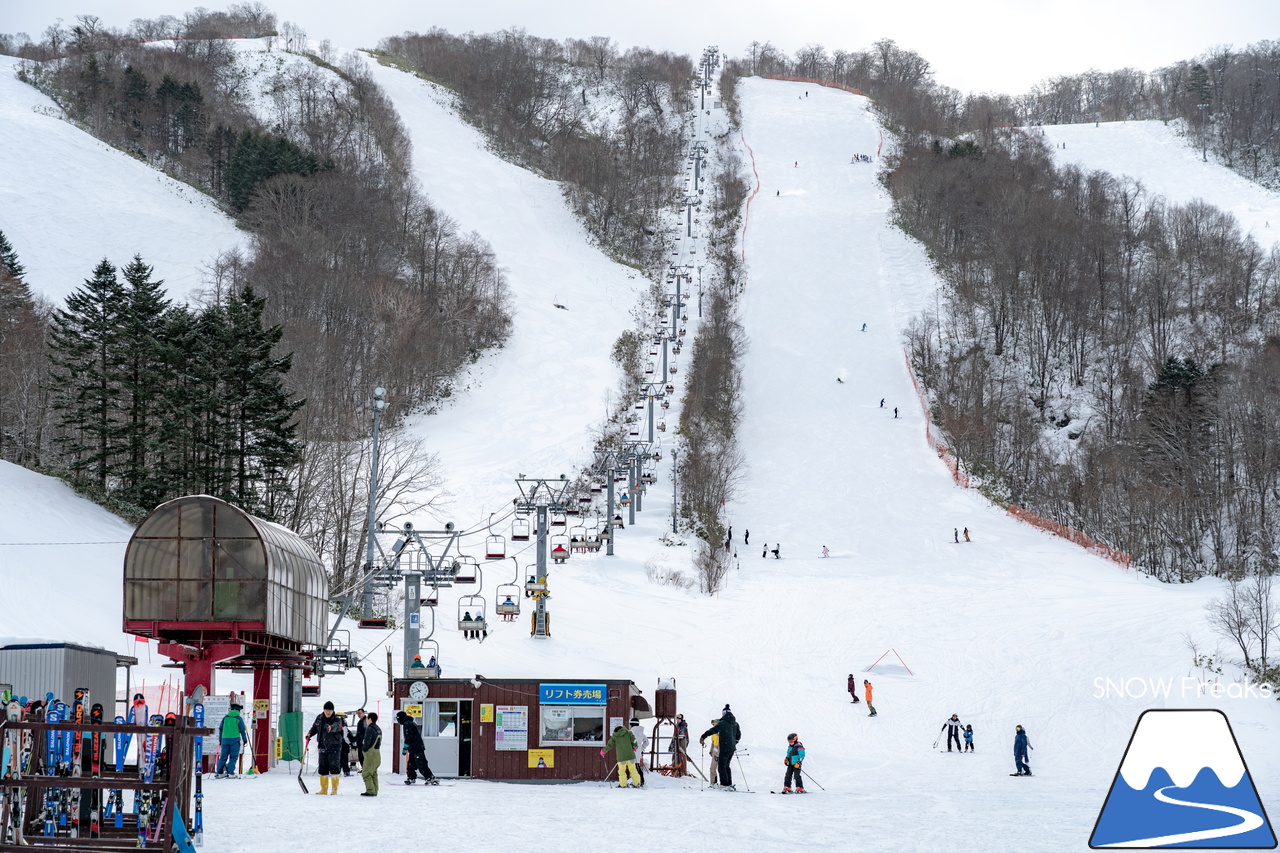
top-left (782, 733), bottom-right (805, 793)
top-left (846, 674), bottom-right (861, 704)
top-left (964, 725), bottom-right (974, 752)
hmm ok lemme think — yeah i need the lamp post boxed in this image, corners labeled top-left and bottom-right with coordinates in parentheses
top-left (361, 386), bottom-right (387, 620)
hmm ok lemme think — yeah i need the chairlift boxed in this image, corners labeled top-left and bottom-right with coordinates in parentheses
top-left (642, 473), bottom-right (657, 485)
top-left (496, 583), bottom-right (521, 620)
top-left (613, 514), bottom-right (625, 529)
top-left (512, 517), bottom-right (531, 541)
top-left (661, 399), bottom-right (670, 410)
top-left (551, 512), bottom-right (567, 528)
top-left (669, 365), bottom-right (678, 375)
top-left (644, 365), bottom-right (654, 376)
top-left (569, 525), bottom-right (588, 552)
top-left (658, 421), bottom-right (667, 432)
top-left (590, 482), bottom-right (604, 494)
top-left (550, 534), bottom-right (570, 564)
top-left (619, 493), bottom-right (631, 507)
top-left (578, 494), bottom-right (592, 504)
top-left (485, 535), bottom-right (506, 560)
top-left (418, 638), bottom-right (441, 678)
top-left (358, 618), bottom-right (389, 629)
top-left (565, 506), bottom-right (581, 516)
top-left (665, 383), bottom-right (675, 394)
top-left (421, 590), bottom-right (438, 608)
top-left (453, 555), bottom-right (479, 584)
top-left (524, 573), bottom-right (548, 596)
top-left (458, 594), bottom-right (487, 639)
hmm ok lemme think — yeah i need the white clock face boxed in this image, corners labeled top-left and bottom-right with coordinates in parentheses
top-left (409, 681), bottom-right (429, 700)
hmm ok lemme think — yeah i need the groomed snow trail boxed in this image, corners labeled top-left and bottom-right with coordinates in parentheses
top-left (0, 57), bottom-right (246, 303)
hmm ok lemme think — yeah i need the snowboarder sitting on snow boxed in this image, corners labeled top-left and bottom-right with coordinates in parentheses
top-left (846, 674), bottom-right (861, 703)
top-left (941, 714), bottom-right (964, 752)
top-left (783, 733), bottom-right (806, 793)
top-left (964, 724), bottom-right (974, 752)
top-left (1013, 725), bottom-right (1032, 775)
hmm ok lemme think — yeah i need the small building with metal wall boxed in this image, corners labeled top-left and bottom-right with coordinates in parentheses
top-left (0, 642), bottom-right (136, 715)
top-left (390, 677), bottom-right (651, 782)
top-left (122, 495), bottom-right (330, 772)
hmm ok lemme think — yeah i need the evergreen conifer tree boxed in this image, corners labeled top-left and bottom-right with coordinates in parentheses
top-left (118, 256), bottom-right (171, 507)
top-left (0, 230), bottom-right (25, 281)
top-left (47, 259), bottom-right (127, 490)
top-left (222, 285), bottom-right (302, 517)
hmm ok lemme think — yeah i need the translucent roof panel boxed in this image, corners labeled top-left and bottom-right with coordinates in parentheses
top-left (124, 496), bottom-right (328, 647)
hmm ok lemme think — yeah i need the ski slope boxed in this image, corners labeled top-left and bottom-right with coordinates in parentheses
top-left (0, 57), bottom-right (246, 304)
top-left (360, 56), bottom-right (645, 529)
top-left (2, 73), bottom-right (1277, 852)
top-left (1038, 119), bottom-right (1280, 247)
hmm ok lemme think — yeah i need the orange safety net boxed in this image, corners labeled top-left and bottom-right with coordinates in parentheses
top-left (903, 351), bottom-right (1131, 571)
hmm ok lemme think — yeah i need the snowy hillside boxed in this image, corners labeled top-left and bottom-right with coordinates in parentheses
top-left (1039, 119), bottom-right (1280, 247)
top-left (360, 56), bottom-right (644, 526)
top-left (3, 66), bottom-right (1277, 852)
top-left (0, 56), bottom-right (246, 304)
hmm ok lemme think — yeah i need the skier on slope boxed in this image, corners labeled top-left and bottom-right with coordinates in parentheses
top-left (215, 702), bottom-right (248, 778)
top-left (396, 711), bottom-right (438, 785)
top-left (964, 724), bottom-right (974, 752)
top-left (307, 701), bottom-right (345, 795)
top-left (1013, 725), bottom-right (1033, 775)
top-left (602, 725), bottom-right (641, 788)
top-left (846, 674), bottom-right (861, 704)
top-left (941, 714), bottom-right (964, 752)
top-left (782, 733), bottom-right (806, 793)
top-left (700, 705), bottom-right (742, 790)
top-left (629, 718), bottom-right (649, 786)
top-left (864, 680), bottom-right (877, 716)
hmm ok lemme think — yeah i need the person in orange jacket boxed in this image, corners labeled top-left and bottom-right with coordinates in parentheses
top-left (864, 680), bottom-right (877, 716)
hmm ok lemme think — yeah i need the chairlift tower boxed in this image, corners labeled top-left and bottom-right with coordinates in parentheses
top-left (513, 475), bottom-right (574, 638)
top-left (361, 387), bottom-right (388, 620)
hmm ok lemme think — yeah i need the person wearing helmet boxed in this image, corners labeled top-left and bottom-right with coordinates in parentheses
top-left (1013, 725), bottom-right (1033, 775)
top-left (782, 733), bottom-right (806, 793)
top-left (628, 718), bottom-right (649, 786)
top-left (846, 674), bottom-right (860, 704)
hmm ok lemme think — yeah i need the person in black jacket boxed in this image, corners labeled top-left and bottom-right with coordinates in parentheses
top-left (307, 701), bottom-right (345, 795)
top-left (361, 712), bottom-right (382, 795)
top-left (396, 711), bottom-right (438, 785)
top-left (353, 708), bottom-right (367, 770)
top-left (699, 705), bottom-right (742, 790)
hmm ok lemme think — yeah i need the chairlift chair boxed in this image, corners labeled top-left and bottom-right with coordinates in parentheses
top-left (661, 399), bottom-right (670, 410)
top-left (418, 638), bottom-right (441, 678)
top-left (619, 493), bottom-right (631, 507)
top-left (613, 514), bottom-right (625, 529)
top-left (512, 517), bottom-right (531, 541)
top-left (550, 534), bottom-right (571, 564)
top-left (642, 473), bottom-right (657, 485)
top-left (524, 571), bottom-right (548, 596)
top-left (453, 555), bottom-right (479, 584)
top-left (458, 595), bottom-right (487, 638)
top-left (551, 512), bottom-right (567, 528)
top-left (578, 494), bottom-right (592, 505)
top-left (565, 506), bottom-right (581, 516)
top-left (495, 583), bottom-right (521, 620)
top-left (569, 525), bottom-right (588, 552)
top-left (665, 383), bottom-right (675, 394)
top-left (485, 535), bottom-right (506, 560)
top-left (590, 482), bottom-right (604, 494)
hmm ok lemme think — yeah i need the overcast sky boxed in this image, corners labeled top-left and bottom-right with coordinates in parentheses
top-left (3, 0), bottom-right (1276, 94)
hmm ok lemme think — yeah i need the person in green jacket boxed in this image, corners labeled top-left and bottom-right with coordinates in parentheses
top-left (601, 725), bottom-right (640, 788)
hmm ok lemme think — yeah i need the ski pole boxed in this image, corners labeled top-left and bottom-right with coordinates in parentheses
top-left (734, 752), bottom-right (750, 792)
top-left (800, 766), bottom-right (826, 791)
top-left (932, 736), bottom-right (940, 749)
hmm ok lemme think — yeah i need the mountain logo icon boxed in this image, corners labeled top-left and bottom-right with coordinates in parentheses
top-left (1090, 709), bottom-right (1276, 848)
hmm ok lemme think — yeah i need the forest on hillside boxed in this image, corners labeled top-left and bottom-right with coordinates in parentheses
top-left (725, 40), bottom-right (1280, 581)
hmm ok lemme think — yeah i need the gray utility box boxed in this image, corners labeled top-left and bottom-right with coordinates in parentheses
top-left (0, 642), bottom-right (128, 713)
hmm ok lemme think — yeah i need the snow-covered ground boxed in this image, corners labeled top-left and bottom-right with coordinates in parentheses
top-left (0, 57), bottom-right (247, 304)
top-left (2, 69), bottom-right (1277, 852)
top-left (1037, 119), bottom-right (1280, 248)
top-left (360, 56), bottom-right (646, 528)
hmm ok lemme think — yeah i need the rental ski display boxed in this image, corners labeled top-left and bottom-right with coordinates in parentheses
top-left (192, 702), bottom-right (204, 846)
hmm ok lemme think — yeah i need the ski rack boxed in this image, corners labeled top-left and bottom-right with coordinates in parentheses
top-left (0, 715), bottom-right (211, 852)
